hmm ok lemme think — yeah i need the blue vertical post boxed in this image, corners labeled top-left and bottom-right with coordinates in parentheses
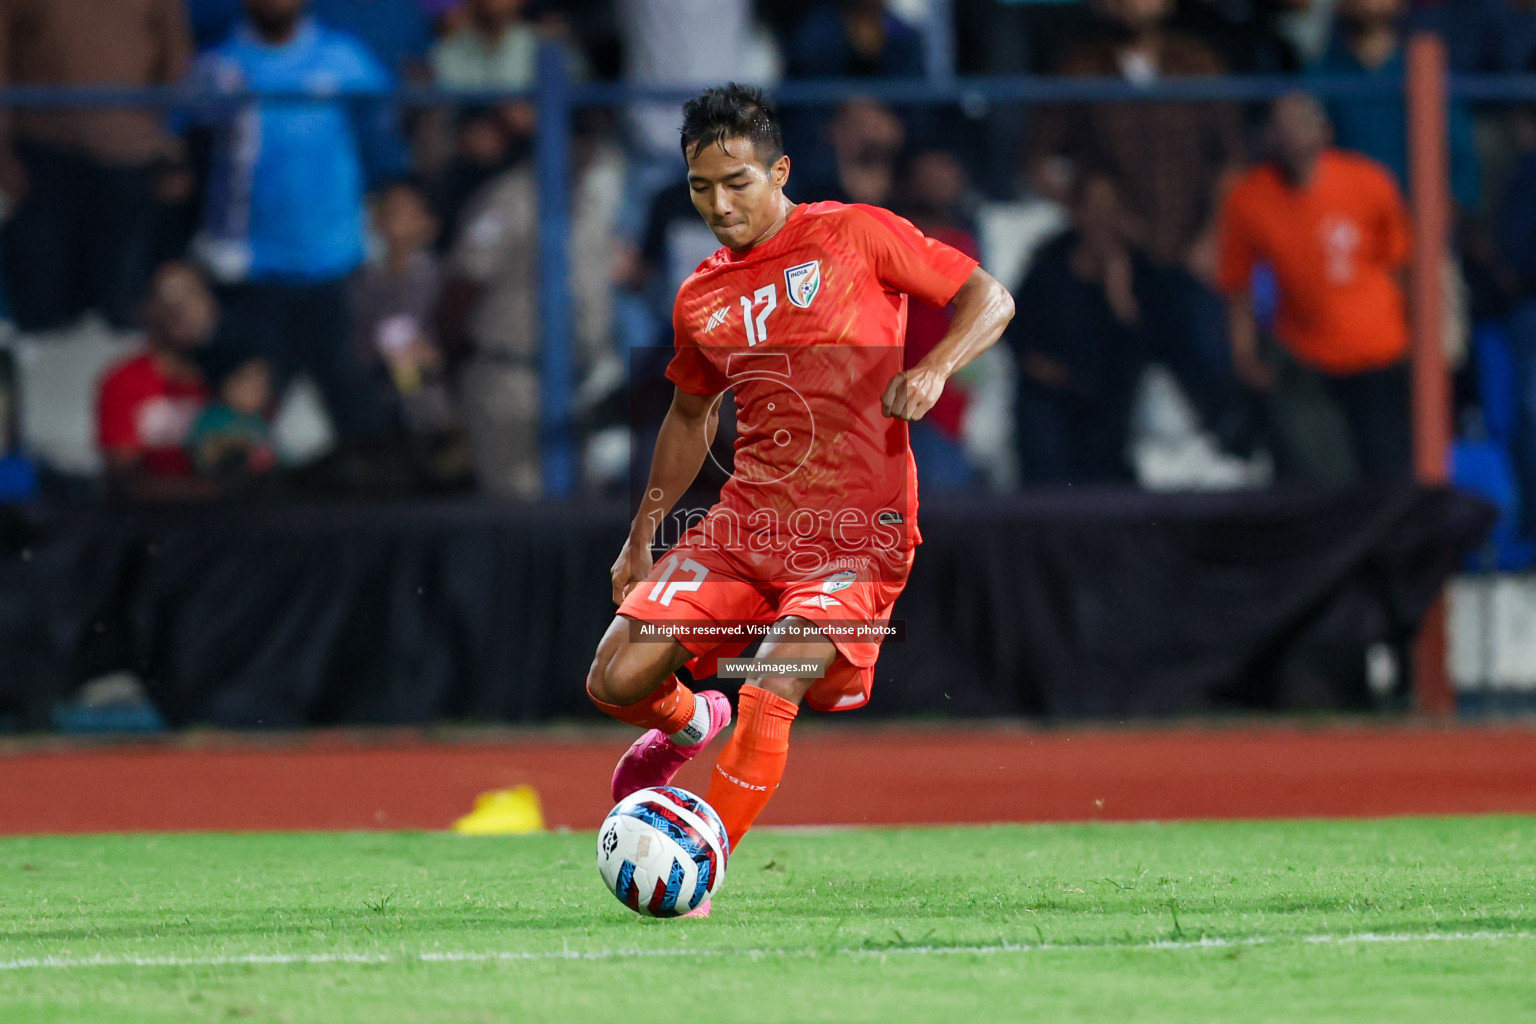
top-left (924, 0), bottom-right (956, 84)
top-left (535, 40), bottom-right (577, 498)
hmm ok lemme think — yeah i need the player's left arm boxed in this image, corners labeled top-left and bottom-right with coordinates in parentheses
top-left (881, 267), bottom-right (1015, 421)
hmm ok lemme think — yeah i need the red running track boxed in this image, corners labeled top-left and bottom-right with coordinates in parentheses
top-left (2, 724), bottom-right (1534, 835)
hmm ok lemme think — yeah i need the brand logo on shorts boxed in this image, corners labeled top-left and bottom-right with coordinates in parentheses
top-left (784, 260), bottom-right (822, 309)
top-left (801, 594), bottom-right (844, 609)
top-left (823, 569), bottom-right (857, 593)
top-left (705, 307), bottom-right (730, 332)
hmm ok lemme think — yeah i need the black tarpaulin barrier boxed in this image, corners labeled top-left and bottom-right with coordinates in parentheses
top-left (0, 486), bottom-right (1493, 729)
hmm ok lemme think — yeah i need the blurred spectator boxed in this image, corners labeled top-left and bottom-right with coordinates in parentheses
top-left (441, 119), bottom-right (625, 499)
top-left (1405, 0), bottom-right (1536, 74)
top-left (1278, 0), bottom-right (1341, 65)
top-left (1495, 146), bottom-right (1536, 537)
top-left (432, 107), bottom-right (527, 249)
top-left (0, 0), bottom-right (192, 333)
top-left (1490, 0), bottom-right (1536, 73)
top-left (426, 0), bottom-right (555, 193)
top-left (756, 0), bottom-right (822, 48)
top-left (952, 0), bottom-right (1045, 197)
top-left (430, 0), bottom-right (537, 88)
top-left (312, 0), bottom-right (435, 79)
top-left (1311, 0), bottom-right (1480, 210)
top-left (629, 182), bottom-right (721, 303)
top-left (191, 0), bottom-right (408, 441)
top-left (1171, 0), bottom-right (1302, 74)
top-left (784, 2), bottom-right (925, 190)
top-left (1031, 0), bottom-right (1243, 272)
top-left (187, 358), bottom-right (278, 479)
top-left (1217, 94), bottom-right (1413, 482)
top-left (1008, 175), bottom-right (1160, 483)
top-left (96, 262), bottom-right (218, 501)
top-left (797, 99), bottom-right (906, 206)
top-left (616, 175), bottom-right (720, 423)
top-left (539, 0), bottom-right (623, 80)
top-left (613, 177), bottom-right (713, 474)
top-left (785, 0), bottom-right (924, 78)
top-left (1029, 0), bottom-right (1245, 438)
top-left (350, 180), bottom-right (457, 437)
top-left (419, 0), bottom-right (465, 28)
top-left (190, 0), bottom-right (246, 50)
top-left (901, 150), bottom-right (983, 491)
top-left (618, 0), bottom-right (762, 161)
top-left (903, 150), bottom-right (980, 250)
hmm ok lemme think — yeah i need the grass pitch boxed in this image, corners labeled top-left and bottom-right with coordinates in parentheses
top-left (1, 818), bottom-right (1533, 1023)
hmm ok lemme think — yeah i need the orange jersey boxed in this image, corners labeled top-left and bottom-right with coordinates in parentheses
top-left (665, 201), bottom-right (978, 582)
top-left (1217, 150), bottom-right (1412, 374)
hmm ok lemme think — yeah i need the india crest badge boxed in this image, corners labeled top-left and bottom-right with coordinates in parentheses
top-left (784, 260), bottom-right (822, 309)
top-left (823, 569), bottom-right (857, 593)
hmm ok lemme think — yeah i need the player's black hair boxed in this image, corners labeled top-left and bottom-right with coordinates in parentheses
top-left (679, 83), bottom-right (784, 166)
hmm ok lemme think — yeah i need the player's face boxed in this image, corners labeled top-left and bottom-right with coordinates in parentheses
top-left (686, 138), bottom-right (792, 251)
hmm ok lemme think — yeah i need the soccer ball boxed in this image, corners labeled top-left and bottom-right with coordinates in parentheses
top-left (596, 786), bottom-right (729, 917)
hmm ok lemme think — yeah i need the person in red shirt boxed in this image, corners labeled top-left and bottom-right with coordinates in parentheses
top-left (96, 261), bottom-right (219, 501)
top-left (1217, 93), bottom-right (1414, 481)
top-left (585, 84), bottom-right (1014, 900)
top-left (902, 149), bottom-right (984, 492)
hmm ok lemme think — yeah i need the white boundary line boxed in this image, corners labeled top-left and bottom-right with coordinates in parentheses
top-left (0, 931), bottom-right (1529, 972)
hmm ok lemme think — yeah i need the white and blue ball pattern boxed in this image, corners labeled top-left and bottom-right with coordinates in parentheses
top-left (596, 787), bottom-right (730, 917)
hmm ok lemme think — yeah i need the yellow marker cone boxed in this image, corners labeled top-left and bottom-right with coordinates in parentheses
top-left (451, 785), bottom-right (546, 835)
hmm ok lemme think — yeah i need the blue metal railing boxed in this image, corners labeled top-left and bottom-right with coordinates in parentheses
top-left (3, 59), bottom-right (1533, 495)
top-left (0, 72), bottom-right (1423, 108)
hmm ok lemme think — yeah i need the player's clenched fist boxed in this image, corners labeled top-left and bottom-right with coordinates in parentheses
top-left (610, 536), bottom-right (655, 605)
top-left (880, 367), bottom-right (946, 421)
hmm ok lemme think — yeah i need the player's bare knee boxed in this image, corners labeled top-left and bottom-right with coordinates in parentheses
top-left (587, 653), bottom-right (647, 707)
top-left (586, 621), bottom-right (636, 706)
top-left (583, 617), bottom-right (632, 706)
top-left (585, 655), bottom-right (617, 706)
top-left (589, 640), bottom-right (666, 708)
top-left (602, 657), bottom-right (650, 706)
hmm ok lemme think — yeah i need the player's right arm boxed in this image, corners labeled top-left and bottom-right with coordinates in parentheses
top-left (610, 387), bottom-right (721, 604)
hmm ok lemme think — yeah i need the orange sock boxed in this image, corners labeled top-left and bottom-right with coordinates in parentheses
top-left (588, 674), bottom-right (699, 735)
top-left (706, 685), bottom-right (799, 850)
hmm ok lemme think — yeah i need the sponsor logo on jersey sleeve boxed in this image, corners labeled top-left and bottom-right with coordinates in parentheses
top-left (705, 307), bottom-right (730, 332)
top-left (784, 260), bottom-right (822, 310)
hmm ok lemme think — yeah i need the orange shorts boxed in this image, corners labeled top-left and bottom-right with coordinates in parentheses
top-left (616, 543), bottom-right (912, 712)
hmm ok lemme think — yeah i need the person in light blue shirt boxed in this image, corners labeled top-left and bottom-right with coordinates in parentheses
top-left (191, 0), bottom-right (407, 440)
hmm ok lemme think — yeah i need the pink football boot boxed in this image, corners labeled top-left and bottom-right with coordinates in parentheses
top-left (610, 690), bottom-right (732, 802)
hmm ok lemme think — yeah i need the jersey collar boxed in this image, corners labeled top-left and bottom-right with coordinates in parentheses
top-left (723, 203), bottom-right (804, 264)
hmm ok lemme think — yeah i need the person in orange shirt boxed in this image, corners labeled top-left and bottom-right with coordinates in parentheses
top-left (1217, 92), bottom-right (1413, 482)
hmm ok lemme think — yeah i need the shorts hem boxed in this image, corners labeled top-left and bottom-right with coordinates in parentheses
top-left (803, 692), bottom-right (870, 713)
